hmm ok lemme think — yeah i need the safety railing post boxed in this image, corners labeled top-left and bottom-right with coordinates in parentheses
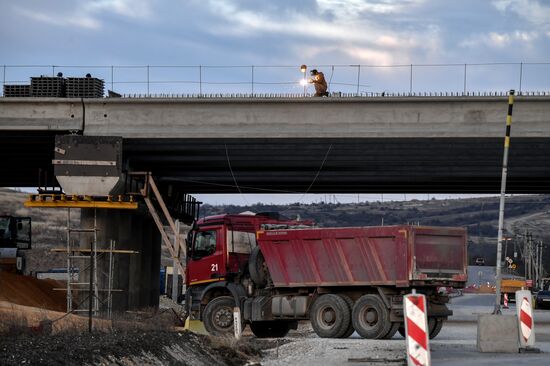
top-left (356, 65), bottom-right (361, 95)
top-left (409, 64), bottom-right (413, 95)
top-left (199, 65), bottom-right (202, 97)
top-left (519, 62), bottom-right (523, 95)
top-left (2, 65), bottom-right (5, 97)
top-left (463, 64), bottom-right (467, 95)
top-left (146, 65), bottom-right (150, 96)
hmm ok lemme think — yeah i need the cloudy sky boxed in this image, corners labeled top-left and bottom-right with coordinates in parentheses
top-left (2, 0), bottom-right (549, 66)
top-left (2, 0), bottom-right (549, 204)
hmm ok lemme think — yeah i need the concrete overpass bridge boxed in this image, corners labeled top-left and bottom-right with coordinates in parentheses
top-left (1, 95), bottom-right (550, 194)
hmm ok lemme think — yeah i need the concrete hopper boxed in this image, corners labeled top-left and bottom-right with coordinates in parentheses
top-left (53, 135), bottom-right (122, 196)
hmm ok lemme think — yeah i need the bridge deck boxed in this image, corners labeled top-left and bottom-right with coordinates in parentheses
top-left (1, 96), bottom-right (549, 193)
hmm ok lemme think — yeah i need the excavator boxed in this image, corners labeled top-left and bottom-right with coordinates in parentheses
top-left (0, 215), bottom-right (31, 273)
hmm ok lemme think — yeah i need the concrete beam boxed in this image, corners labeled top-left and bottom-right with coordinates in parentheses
top-left (1, 96), bottom-right (549, 138)
top-left (0, 98), bottom-right (82, 131)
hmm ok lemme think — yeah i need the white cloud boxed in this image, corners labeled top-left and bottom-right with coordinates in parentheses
top-left (461, 30), bottom-right (539, 49)
top-left (13, 0), bottom-right (153, 30)
top-left (203, 0), bottom-right (438, 65)
top-left (344, 46), bottom-right (394, 64)
top-left (317, 0), bottom-right (425, 17)
top-left (492, 0), bottom-right (550, 27)
top-left (85, 0), bottom-right (153, 19)
top-left (13, 6), bottom-right (100, 30)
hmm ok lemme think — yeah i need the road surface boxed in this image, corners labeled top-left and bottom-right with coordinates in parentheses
top-left (261, 294), bottom-right (550, 366)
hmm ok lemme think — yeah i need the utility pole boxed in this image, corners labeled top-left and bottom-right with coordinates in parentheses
top-left (538, 240), bottom-right (543, 289)
top-left (526, 232), bottom-right (531, 281)
top-left (541, 241), bottom-right (545, 289)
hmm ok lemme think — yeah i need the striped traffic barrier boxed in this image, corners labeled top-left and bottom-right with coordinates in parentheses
top-left (404, 291), bottom-right (430, 366)
top-left (515, 289), bottom-right (537, 351)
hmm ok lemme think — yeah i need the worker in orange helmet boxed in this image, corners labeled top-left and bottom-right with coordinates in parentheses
top-left (308, 69), bottom-right (328, 97)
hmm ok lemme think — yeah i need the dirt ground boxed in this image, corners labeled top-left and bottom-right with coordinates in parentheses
top-left (0, 272), bottom-right (66, 312)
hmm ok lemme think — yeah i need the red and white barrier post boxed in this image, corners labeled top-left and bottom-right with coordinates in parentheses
top-left (503, 293), bottom-right (509, 309)
top-left (515, 290), bottom-right (538, 352)
top-left (404, 291), bottom-right (431, 366)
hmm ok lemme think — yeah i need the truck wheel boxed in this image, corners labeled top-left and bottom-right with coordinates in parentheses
top-left (310, 294), bottom-right (351, 338)
top-left (352, 294), bottom-right (391, 339)
top-left (430, 318), bottom-right (444, 339)
top-left (203, 296), bottom-right (236, 336)
top-left (398, 324), bottom-right (405, 338)
top-left (337, 294), bottom-right (355, 338)
top-left (249, 247), bottom-right (268, 287)
top-left (397, 319), bottom-right (443, 339)
top-left (250, 321), bottom-right (291, 338)
top-left (382, 322), bottom-right (400, 339)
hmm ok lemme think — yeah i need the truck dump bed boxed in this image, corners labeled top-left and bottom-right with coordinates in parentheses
top-left (257, 225), bottom-right (467, 288)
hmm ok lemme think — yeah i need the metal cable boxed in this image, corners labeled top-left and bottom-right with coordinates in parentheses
top-left (224, 143), bottom-right (250, 205)
top-left (280, 144), bottom-right (333, 212)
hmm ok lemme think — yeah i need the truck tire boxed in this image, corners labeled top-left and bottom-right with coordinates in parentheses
top-left (250, 321), bottom-right (291, 338)
top-left (382, 322), bottom-right (400, 339)
top-left (430, 318), bottom-right (444, 339)
top-left (352, 294), bottom-right (391, 339)
top-left (397, 318), bottom-right (443, 339)
top-left (398, 324), bottom-right (405, 338)
top-left (203, 296), bottom-right (237, 336)
top-left (310, 294), bottom-right (351, 338)
top-left (249, 246), bottom-right (268, 287)
top-left (337, 294), bottom-right (355, 338)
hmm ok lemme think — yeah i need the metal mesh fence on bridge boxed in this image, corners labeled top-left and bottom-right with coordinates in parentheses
top-left (1, 62), bottom-right (550, 98)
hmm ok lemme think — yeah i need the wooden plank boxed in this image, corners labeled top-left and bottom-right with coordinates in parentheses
top-left (50, 248), bottom-right (139, 254)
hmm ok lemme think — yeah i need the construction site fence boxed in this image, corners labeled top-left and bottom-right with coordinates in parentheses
top-left (1, 62), bottom-right (550, 97)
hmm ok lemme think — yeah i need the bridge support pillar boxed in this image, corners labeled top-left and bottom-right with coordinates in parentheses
top-left (79, 208), bottom-right (161, 313)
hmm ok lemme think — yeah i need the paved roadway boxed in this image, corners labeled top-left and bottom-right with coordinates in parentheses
top-left (449, 293), bottom-right (550, 323)
top-left (261, 294), bottom-right (550, 366)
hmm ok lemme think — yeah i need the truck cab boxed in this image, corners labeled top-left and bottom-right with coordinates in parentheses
top-left (0, 215), bottom-right (32, 273)
top-left (185, 212), bottom-right (311, 332)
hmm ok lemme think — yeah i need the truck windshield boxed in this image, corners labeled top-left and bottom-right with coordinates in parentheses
top-left (193, 230), bottom-right (217, 259)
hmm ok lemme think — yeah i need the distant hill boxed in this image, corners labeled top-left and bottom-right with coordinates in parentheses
top-left (200, 194), bottom-right (550, 272)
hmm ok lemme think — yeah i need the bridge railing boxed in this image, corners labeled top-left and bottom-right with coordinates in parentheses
top-left (1, 62), bottom-right (550, 97)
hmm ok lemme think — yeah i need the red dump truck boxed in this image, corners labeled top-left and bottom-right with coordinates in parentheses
top-left (184, 213), bottom-right (467, 339)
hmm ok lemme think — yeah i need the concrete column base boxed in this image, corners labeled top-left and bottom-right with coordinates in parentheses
top-left (477, 314), bottom-right (519, 353)
top-left (79, 208), bottom-right (161, 313)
